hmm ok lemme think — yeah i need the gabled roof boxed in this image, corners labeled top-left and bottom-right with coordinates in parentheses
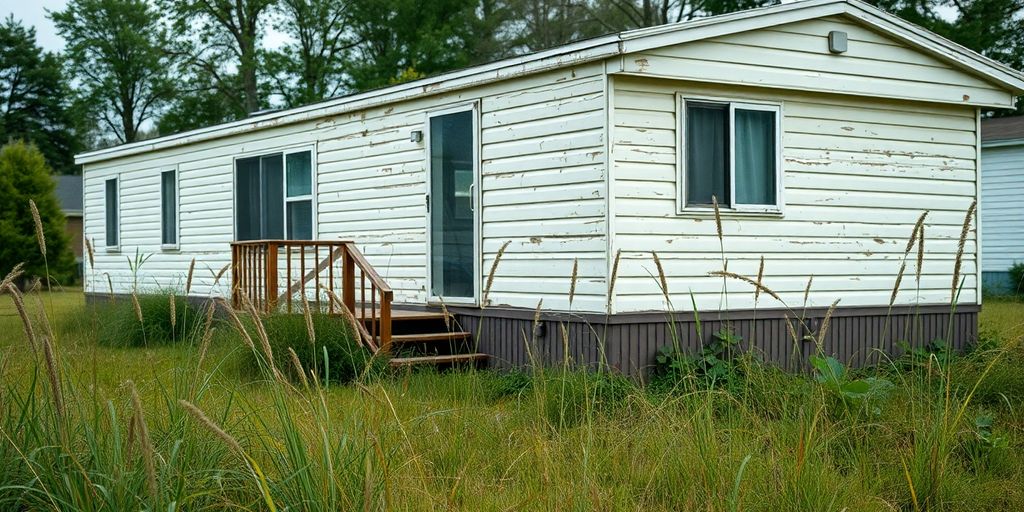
top-left (54, 175), bottom-right (83, 216)
top-left (982, 116), bottom-right (1024, 146)
top-left (76, 0), bottom-right (1024, 166)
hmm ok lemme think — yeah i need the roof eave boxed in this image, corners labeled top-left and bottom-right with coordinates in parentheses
top-left (75, 36), bottom-right (623, 165)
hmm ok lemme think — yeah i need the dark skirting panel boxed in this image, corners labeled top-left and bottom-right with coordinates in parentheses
top-left (451, 304), bottom-right (979, 376)
top-left (84, 293), bottom-right (979, 376)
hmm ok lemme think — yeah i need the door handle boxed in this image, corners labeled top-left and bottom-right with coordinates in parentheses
top-left (469, 184), bottom-right (475, 212)
top-left (425, 193), bottom-right (430, 213)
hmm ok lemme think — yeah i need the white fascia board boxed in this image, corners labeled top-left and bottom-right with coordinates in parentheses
top-left (617, 0), bottom-right (1024, 95)
top-left (75, 37), bottom-right (622, 165)
top-left (618, 0), bottom-right (844, 52)
top-left (845, 1), bottom-right (1024, 93)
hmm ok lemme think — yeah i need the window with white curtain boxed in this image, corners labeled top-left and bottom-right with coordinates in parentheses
top-left (235, 148), bottom-right (314, 241)
top-left (680, 97), bottom-right (781, 212)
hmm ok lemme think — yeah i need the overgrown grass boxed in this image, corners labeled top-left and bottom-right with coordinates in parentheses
top-left (60, 291), bottom-right (207, 347)
top-left (244, 310), bottom-right (385, 385)
top-left (1, 289), bottom-right (1022, 510)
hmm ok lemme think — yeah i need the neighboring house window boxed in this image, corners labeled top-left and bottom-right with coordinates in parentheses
top-left (235, 149), bottom-right (314, 241)
top-left (105, 177), bottom-right (119, 248)
top-left (161, 169), bottom-right (177, 247)
top-left (680, 98), bottom-right (781, 211)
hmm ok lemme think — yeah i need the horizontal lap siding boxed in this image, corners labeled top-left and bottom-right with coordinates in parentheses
top-left (610, 74), bottom-right (979, 313)
top-left (83, 63), bottom-right (608, 310)
top-left (980, 144), bottom-right (1024, 272)
top-left (83, 127), bottom-right (320, 297)
top-left (479, 68), bottom-right (608, 312)
top-left (620, 16), bottom-right (1013, 108)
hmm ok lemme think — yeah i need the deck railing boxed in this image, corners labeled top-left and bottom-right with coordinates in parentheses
top-left (230, 240), bottom-right (393, 352)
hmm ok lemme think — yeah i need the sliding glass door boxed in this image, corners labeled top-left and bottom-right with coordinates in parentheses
top-left (428, 106), bottom-right (477, 302)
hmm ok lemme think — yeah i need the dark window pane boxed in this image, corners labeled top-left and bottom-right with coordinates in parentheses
top-left (287, 200), bottom-right (313, 240)
top-left (161, 170), bottom-right (177, 245)
top-left (685, 103), bottom-right (729, 206)
top-left (734, 109), bottom-right (776, 205)
top-left (235, 157), bottom-right (261, 240)
top-left (261, 154), bottom-right (284, 239)
top-left (286, 151), bottom-right (312, 197)
top-left (105, 178), bottom-right (118, 246)
top-left (429, 110), bottom-right (474, 298)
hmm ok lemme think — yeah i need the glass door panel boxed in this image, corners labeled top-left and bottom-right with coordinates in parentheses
top-left (429, 109), bottom-right (475, 300)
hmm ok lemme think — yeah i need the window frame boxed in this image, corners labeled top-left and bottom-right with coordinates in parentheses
top-left (231, 144), bottom-right (317, 242)
top-left (104, 176), bottom-right (120, 251)
top-left (283, 147), bottom-right (315, 240)
top-left (160, 167), bottom-right (180, 250)
top-left (677, 94), bottom-right (784, 215)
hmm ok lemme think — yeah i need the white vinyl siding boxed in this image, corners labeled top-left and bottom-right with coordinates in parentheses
top-left (81, 63), bottom-right (607, 310)
top-left (619, 15), bottom-right (1014, 108)
top-left (609, 75), bottom-right (979, 312)
top-left (980, 143), bottom-right (1024, 272)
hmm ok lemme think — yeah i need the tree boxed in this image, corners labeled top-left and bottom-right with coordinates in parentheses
top-left (344, 0), bottom-right (483, 91)
top-left (0, 17), bottom-right (83, 175)
top-left (0, 141), bottom-right (75, 285)
top-left (51, 0), bottom-right (176, 144)
top-left (585, 0), bottom-right (771, 32)
top-left (157, 70), bottom-right (243, 135)
top-left (506, 0), bottom-right (602, 52)
top-left (265, 0), bottom-right (358, 108)
top-left (163, 0), bottom-right (277, 116)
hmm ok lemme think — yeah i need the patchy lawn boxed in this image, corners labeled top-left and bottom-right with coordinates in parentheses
top-left (0, 290), bottom-right (1022, 511)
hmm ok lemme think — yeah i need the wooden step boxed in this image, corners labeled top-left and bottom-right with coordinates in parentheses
top-left (388, 353), bottom-right (488, 367)
top-left (384, 332), bottom-right (472, 344)
top-left (354, 309), bottom-right (450, 322)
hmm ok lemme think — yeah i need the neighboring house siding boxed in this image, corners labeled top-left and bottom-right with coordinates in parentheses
top-left (608, 75), bottom-right (979, 313)
top-left (980, 143), bottom-right (1024, 293)
top-left (619, 15), bottom-right (1013, 107)
top-left (82, 63), bottom-right (607, 310)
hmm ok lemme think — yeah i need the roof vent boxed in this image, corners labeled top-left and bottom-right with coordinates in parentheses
top-left (828, 31), bottom-right (848, 54)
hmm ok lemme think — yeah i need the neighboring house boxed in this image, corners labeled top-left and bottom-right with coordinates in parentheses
top-left (54, 175), bottom-right (84, 279)
top-left (75, 0), bottom-right (1024, 373)
top-left (980, 116), bottom-right (1024, 295)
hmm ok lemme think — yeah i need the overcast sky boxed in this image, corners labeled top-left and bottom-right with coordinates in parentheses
top-left (3, 0), bottom-right (289, 53)
top-left (5, 0), bottom-right (68, 52)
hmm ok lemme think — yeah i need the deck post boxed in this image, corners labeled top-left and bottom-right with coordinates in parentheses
top-left (342, 244), bottom-right (355, 312)
top-left (230, 244), bottom-right (240, 309)
top-left (265, 243), bottom-right (278, 313)
top-left (380, 294), bottom-right (392, 354)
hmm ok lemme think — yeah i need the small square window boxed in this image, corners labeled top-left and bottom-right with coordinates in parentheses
top-left (680, 97), bottom-right (781, 212)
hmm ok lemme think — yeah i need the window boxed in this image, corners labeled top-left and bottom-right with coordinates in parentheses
top-left (105, 177), bottom-right (118, 248)
top-left (235, 149), bottom-right (313, 241)
top-left (160, 169), bottom-right (177, 247)
top-left (680, 98), bottom-right (781, 211)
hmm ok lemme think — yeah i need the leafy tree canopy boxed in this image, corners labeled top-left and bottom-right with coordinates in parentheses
top-left (0, 17), bottom-right (84, 175)
top-left (51, 0), bottom-right (177, 144)
top-left (0, 141), bottom-right (75, 285)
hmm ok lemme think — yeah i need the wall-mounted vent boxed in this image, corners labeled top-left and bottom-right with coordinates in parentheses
top-left (828, 31), bottom-right (848, 54)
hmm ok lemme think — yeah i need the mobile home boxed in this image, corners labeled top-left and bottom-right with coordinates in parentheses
top-left (980, 116), bottom-right (1024, 295)
top-left (76, 0), bottom-right (1024, 372)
